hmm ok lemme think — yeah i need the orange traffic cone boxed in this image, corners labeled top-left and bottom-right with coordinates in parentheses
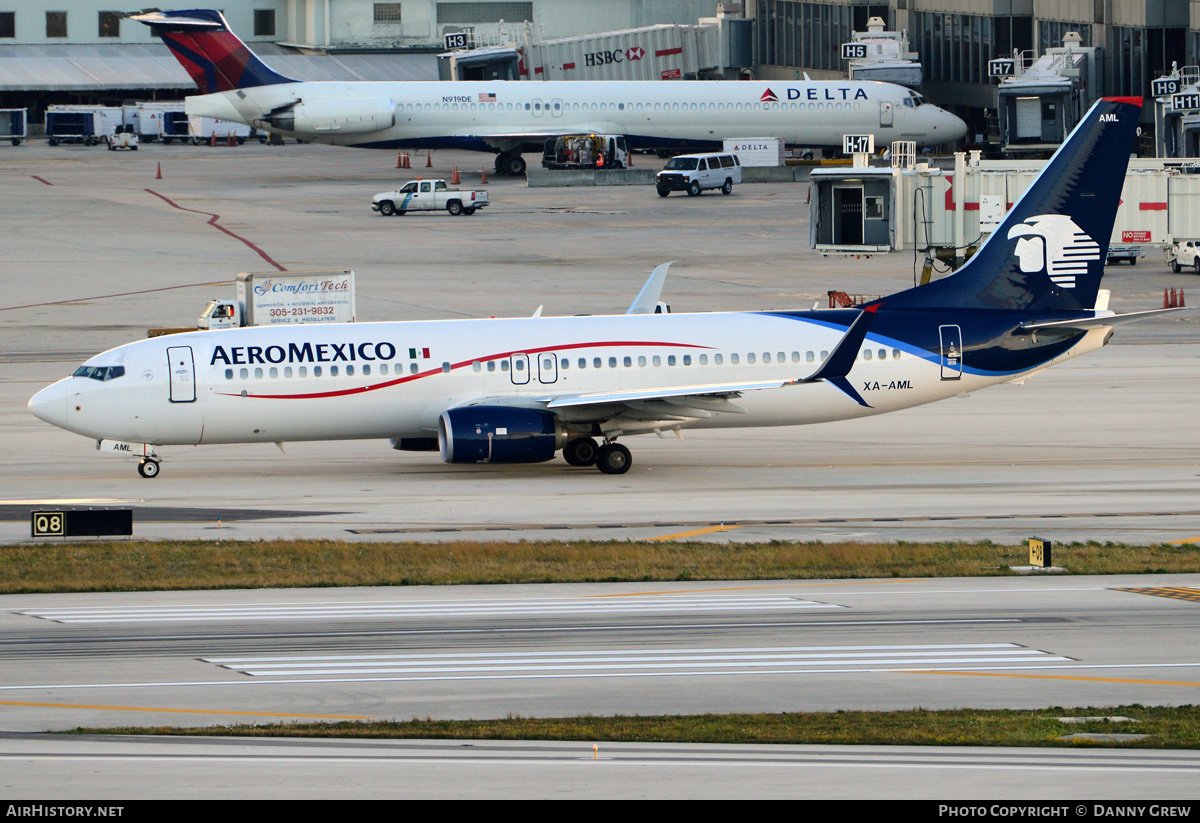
top-left (1164, 289), bottom-right (1171, 309)
top-left (155, 162), bottom-right (162, 180)
top-left (396, 150), bottom-right (403, 169)
top-left (480, 168), bottom-right (488, 184)
top-left (227, 131), bottom-right (235, 147)
top-left (209, 132), bottom-right (216, 147)
top-left (1180, 290), bottom-right (1186, 307)
top-left (426, 150), bottom-right (433, 167)
top-left (451, 167), bottom-right (460, 184)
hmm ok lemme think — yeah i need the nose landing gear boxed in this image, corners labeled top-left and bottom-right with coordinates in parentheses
top-left (137, 458), bottom-right (161, 478)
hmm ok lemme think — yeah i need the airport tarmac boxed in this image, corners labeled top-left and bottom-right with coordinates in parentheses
top-left (0, 141), bottom-right (1197, 545)
top-left (1, 140), bottom-right (1199, 798)
top-left (3, 575), bottom-right (1200, 796)
top-left (4, 735), bottom-right (1200, 799)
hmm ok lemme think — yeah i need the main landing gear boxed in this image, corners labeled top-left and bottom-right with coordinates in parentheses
top-left (563, 437), bottom-right (631, 474)
top-left (494, 152), bottom-right (527, 177)
top-left (137, 458), bottom-right (161, 478)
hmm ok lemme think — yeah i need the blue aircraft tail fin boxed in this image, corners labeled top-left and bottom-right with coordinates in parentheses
top-left (881, 97), bottom-right (1143, 313)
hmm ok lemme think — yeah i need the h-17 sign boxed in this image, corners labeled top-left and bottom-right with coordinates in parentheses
top-left (843, 134), bottom-right (874, 154)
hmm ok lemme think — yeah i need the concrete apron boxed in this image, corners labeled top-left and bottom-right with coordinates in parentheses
top-left (527, 166), bottom-right (810, 187)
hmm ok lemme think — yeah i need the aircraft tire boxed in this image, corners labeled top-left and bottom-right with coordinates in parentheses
top-left (595, 443), bottom-right (631, 475)
top-left (563, 437), bottom-right (598, 466)
top-left (137, 459), bottom-right (160, 479)
top-left (500, 154), bottom-right (526, 176)
top-left (687, 181), bottom-right (701, 197)
top-left (447, 200), bottom-right (463, 216)
top-left (722, 179), bottom-right (733, 195)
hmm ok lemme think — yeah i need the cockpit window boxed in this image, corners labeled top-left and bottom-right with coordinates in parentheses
top-left (906, 92), bottom-right (927, 108)
top-left (73, 365), bottom-right (125, 381)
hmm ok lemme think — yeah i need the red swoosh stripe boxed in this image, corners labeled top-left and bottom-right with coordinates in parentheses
top-left (219, 340), bottom-right (711, 400)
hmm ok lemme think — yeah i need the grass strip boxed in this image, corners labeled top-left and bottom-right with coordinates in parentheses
top-left (3, 539), bottom-right (1199, 594)
top-left (74, 705), bottom-right (1200, 748)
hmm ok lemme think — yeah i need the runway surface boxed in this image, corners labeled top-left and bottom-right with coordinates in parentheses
top-left (4, 734), bottom-right (1200, 799)
top-left (3, 576), bottom-right (1200, 795)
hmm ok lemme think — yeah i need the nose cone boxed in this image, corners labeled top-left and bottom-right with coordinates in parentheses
top-left (28, 380), bottom-right (69, 430)
top-left (938, 107), bottom-right (969, 143)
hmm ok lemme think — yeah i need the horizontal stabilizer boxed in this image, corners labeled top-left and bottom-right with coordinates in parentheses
top-left (1017, 307), bottom-right (1194, 334)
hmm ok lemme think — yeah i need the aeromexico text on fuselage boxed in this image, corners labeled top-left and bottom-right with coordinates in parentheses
top-left (210, 341), bottom-right (396, 366)
top-left (435, 87), bottom-right (873, 105)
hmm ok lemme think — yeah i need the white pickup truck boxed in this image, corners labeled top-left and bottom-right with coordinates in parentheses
top-left (371, 179), bottom-right (489, 216)
top-left (1168, 239), bottom-right (1200, 273)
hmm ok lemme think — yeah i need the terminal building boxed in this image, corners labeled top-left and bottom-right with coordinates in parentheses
top-left (0, 0), bottom-right (720, 117)
top-left (753, 0), bottom-right (1192, 151)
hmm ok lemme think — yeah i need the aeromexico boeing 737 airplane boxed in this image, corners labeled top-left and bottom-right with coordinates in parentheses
top-left (133, 9), bottom-right (966, 176)
top-left (28, 97), bottom-right (1187, 476)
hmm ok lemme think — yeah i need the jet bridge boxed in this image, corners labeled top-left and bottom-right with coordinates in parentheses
top-left (809, 149), bottom-right (1200, 265)
top-left (990, 32), bottom-right (1102, 157)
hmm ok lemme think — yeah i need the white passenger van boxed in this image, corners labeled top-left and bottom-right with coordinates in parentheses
top-left (655, 152), bottom-right (742, 197)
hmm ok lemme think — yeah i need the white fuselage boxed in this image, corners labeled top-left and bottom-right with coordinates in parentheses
top-left (187, 79), bottom-right (968, 150)
top-left (29, 311), bottom-right (1105, 449)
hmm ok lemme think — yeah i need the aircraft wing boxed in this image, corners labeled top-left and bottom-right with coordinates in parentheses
top-left (456, 125), bottom-right (622, 140)
top-left (543, 306), bottom-right (879, 413)
top-left (543, 379), bottom-right (793, 410)
top-left (1017, 307), bottom-right (1194, 333)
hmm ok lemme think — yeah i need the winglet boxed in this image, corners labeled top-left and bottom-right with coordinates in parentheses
top-left (626, 262), bottom-right (674, 315)
top-left (798, 306), bottom-right (878, 385)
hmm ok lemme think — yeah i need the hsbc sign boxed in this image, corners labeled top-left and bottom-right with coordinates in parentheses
top-left (584, 46), bottom-right (646, 67)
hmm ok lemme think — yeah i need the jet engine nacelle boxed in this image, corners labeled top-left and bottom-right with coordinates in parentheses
top-left (270, 98), bottom-right (396, 135)
top-left (438, 406), bottom-right (565, 464)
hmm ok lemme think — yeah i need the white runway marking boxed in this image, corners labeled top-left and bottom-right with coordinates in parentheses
top-left (18, 595), bottom-right (841, 624)
top-left (8, 661), bottom-right (1200, 693)
top-left (203, 643), bottom-right (1070, 680)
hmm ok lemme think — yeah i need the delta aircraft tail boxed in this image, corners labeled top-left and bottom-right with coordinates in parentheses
top-left (881, 97), bottom-right (1143, 314)
top-left (133, 9), bottom-right (297, 95)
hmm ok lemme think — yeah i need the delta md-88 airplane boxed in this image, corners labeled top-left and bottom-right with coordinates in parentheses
top-left (132, 9), bottom-right (967, 176)
top-left (28, 97), bottom-right (1189, 477)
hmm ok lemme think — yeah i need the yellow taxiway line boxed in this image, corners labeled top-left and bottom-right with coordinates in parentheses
top-left (911, 671), bottom-right (1200, 688)
top-left (642, 524), bottom-right (741, 542)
